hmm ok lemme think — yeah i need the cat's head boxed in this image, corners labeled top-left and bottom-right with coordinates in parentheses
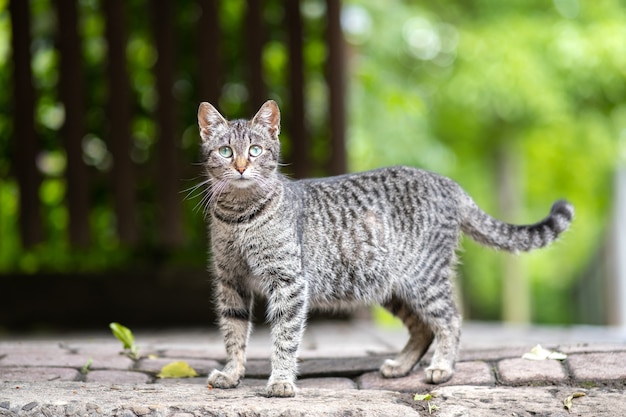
top-left (197, 100), bottom-right (281, 190)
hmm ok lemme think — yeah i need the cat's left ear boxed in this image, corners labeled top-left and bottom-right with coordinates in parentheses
top-left (251, 100), bottom-right (281, 140)
top-left (198, 102), bottom-right (228, 142)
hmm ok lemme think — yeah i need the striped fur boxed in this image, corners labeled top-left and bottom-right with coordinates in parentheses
top-left (197, 100), bottom-right (574, 397)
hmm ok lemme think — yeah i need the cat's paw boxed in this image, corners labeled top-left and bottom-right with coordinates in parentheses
top-left (207, 369), bottom-right (240, 389)
top-left (380, 359), bottom-right (412, 378)
top-left (266, 380), bottom-right (296, 397)
top-left (425, 365), bottom-right (454, 384)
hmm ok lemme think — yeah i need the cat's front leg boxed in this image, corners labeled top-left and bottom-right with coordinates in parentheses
top-left (208, 280), bottom-right (253, 389)
top-left (265, 277), bottom-right (308, 397)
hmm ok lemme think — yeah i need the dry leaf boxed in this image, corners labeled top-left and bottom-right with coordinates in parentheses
top-left (522, 344), bottom-right (567, 361)
top-left (563, 391), bottom-right (586, 412)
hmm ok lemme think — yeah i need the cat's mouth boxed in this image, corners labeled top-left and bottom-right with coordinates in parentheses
top-left (230, 176), bottom-right (255, 189)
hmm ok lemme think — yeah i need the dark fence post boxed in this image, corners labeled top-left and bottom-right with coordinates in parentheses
top-left (152, 2), bottom-right (183, 248)
top-left (197, 0), bottom-right (222, 105)
top-left (54, 0), bottom-right (91, 247)
top-left (103, 0), bottom-right (138, 245)
top-left (9, 0), bottom-right (43, 248)
top-left (325, 0), bottom-right (347, 175)
top-left (286, 0), bottom-right (310, 179)
top-left (245, 0), bottom-right (266, 112)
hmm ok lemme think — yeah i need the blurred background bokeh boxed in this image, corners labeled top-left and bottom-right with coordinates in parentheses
top-left (1, 0), bottom-right (625, 332)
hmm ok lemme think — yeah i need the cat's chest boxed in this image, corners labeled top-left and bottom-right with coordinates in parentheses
top-left (211, 210), bottom-right (298, 262)
top-left (211, 213), bottom-right (301, 294)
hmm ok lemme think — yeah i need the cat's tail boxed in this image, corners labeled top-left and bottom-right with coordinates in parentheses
top-left (459, 196), bottom-right (574, 252)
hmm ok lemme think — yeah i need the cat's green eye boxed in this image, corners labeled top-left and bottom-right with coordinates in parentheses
top-left (249, 145), bottom-right (263, 157)
top-left (218, 146), bottom-right (233, 158)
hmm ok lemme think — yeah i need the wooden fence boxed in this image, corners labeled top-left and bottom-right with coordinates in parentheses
top-left (7, 0), bottom-right (347, 251)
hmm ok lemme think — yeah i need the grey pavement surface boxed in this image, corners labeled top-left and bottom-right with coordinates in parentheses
top-left (1, 321), bottom-right (625, 416)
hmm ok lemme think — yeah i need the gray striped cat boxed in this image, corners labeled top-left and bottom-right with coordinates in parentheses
top-left (197, 100), bottom-right (573, 397)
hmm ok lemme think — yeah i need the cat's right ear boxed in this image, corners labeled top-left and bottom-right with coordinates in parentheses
top-left (251, 100), bottom-right (281, 140)
top-left (198, 102), bottom-right (228, 142)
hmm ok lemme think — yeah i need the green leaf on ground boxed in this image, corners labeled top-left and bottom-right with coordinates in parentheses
top-left (109, 322), bottom-right (139, 359)
top-left (157, 361), bottom-right (199, 378)
top-left (522, 344), bottom-right (567, 361)
top-left (414, 392), bottom-right (439, 414)
top-left (563, 392), bottom-right (585, 412)
top-left (81, 358), bottom-right (93, 374)
top-left (414, 393), bottom-right (433, 401)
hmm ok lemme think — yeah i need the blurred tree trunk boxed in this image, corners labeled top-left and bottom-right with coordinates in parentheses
top-left (286, 0), bottom-right (310, 178)
top-left (55, 0), bottom-right (91, 247)
top-left (245, 0), bottom-right (266, 111)
top-left (325, 0), bottom-right (347, 175)
top-left (197, 0), bottom-right (221, 105)
top-left (9, 0), bottom-right (42, 248)
top-left (496, 141), bottom-right (529, 323)
top-left (103, 0), bottom-right (138, 245)
top-left (608, 167), bottom-right (626, 326)
top-left (152, 2), bottom-right (183, 247)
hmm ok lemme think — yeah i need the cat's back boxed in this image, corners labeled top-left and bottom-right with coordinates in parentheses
top-left (290, 165), bottom-right (462, 249)
top-left (293, 165), bottom-right (457, 211)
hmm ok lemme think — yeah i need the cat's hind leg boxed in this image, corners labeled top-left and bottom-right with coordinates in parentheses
top-left (419, 274), bottom-right (461, 384)
top-left (379, 295), bottom-right (434, 378)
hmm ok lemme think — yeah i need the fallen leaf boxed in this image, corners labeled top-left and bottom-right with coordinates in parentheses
top-left (157, 361), bottom-right (199, 378)
top-left (563, 392), bottom-right (586, 412)
top-left (522, 344), bottom-right (567, 361)
top-left (414, 393), bottom-right (433, 402)
top-left (414, 393), bottom-right (439, 414)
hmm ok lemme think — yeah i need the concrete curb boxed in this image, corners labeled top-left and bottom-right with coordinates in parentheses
top-left (1, 382), bottom-right (625, 416)
top-left (0, 382), bottom-right (419, 417)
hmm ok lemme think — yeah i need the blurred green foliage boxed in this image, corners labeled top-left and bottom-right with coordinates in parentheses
top-left (0, 0), bottom-right (624, 324)
top-left (346, 0), bottom-right (625, 323)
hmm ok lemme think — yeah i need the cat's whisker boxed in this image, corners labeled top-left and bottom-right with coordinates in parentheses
top-left (181, 175), bottom-right (204, 184)
top-left (182, 178), bottom-right (211, 201)
top-left (187, 176), bottom-right (225, 215)
top-left (192, 187), bottom-right (212, 214)
top-left (201, 179), bottom-right (229, 217)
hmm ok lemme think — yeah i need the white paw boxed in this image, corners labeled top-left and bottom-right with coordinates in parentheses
top-left (266, 380), bottom-right (296, 397)
top-left (380, 359), bottom-right (412, 378)
top-left (425, 366), bottom-right (454, 384)
top-left (207, 369), bottom-right (240, 389)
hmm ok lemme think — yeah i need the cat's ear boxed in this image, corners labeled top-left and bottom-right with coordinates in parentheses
top-left (251, 100), bottom-right (281, 140)
top-left (198, 102), bottom-right (228, 142)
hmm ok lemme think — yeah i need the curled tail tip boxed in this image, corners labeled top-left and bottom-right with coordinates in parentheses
top-left (550, 199), bottom-right (574, 232)
top-left (551, 199), bottom-right (574, 220)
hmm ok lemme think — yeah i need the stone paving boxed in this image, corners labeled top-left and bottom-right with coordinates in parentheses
top-left (1, 321), bottom-right (625, 416)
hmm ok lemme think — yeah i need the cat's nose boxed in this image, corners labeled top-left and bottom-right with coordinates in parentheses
top-left (235, 166), bottom-right (246, 174)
